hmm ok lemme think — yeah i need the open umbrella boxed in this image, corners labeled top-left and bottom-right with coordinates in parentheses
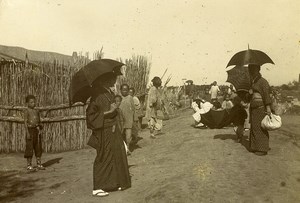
top-left (226, 65), bottom-right (251, 91)
top-left (226, 47), bottom-right (274, 67)
top-left (69, 59), bottom-right (124, 105)
top-left (200, 109), bottom-right (230, 129)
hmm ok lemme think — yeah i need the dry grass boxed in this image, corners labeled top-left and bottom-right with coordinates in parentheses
top-left (116, 55), bottom-right (151, 96)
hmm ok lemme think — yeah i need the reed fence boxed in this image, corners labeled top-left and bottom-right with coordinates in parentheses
top-left (0, 51), bottom-right (151, 153)
top-left (0, 56), bottom-right (89, 153)
top-left (116, 55), bottom-right (151, 97)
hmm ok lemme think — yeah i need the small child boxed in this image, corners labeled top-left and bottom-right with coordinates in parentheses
top-left (129, 87), bottom-right (140, 143)
top-left (115, 95), bottom-right (124, 133)
top-left (119, 84), bottom-right (135, 153)
top-left (211, 99), bottom-right (222, 110)
top-left (222, 94), bottom-right (233, 110)
top-left (115, 95), bottom-right (130, 155)
top-left (230, 96), bottom-right (248, 143)
top-left (23, 95), bottom-right (45, 171)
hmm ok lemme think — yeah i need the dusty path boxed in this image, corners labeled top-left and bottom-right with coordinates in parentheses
top-left (1, 109), bottom-right (300, 203)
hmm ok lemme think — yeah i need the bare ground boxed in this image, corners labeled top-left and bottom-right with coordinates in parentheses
top-left (1, 109), bottom-right (300, 203)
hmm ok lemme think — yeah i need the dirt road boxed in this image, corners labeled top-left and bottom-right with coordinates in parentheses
top-left (1, 109), bottom-right (300, 203)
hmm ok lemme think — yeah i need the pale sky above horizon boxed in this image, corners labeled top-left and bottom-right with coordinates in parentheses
top-left (0, 0), bottom-right (299, 86)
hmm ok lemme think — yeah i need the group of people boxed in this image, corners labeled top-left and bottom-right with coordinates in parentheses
top-left (22, 63), bottom-right (272, 198)
top-left (192, 64), bottom-right (273, 156)
top-left (22, 73), bottom-right (165, 197)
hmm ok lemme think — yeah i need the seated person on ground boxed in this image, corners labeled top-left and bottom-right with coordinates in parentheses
top-left (211, 99), bottom-right (222, 110)
top-left (192, 99), bottom-right (213, 128)
top-left (222, 95), bottom-right (233, 110)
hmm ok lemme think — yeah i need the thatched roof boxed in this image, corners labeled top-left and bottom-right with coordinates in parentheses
top-left (0, 44), bottom-right (89, 65)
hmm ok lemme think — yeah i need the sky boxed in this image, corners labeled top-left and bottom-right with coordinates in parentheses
top-left (0, 0), bottom-right (299, 86)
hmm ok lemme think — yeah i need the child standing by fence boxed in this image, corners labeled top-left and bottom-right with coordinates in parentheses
top-left (23, 95), bottom-right (45, 171)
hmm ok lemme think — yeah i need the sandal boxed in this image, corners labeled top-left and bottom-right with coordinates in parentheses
top-left (150, 134), bottom-right (156, 139)
top-left (37, 165), bottom-right (46, 170)
top-left (27, 165), bottom-right (36, 172)
top-left (92, 189), bottom-right (109, 197)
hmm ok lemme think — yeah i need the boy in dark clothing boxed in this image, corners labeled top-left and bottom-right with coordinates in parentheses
top-left (24, 95), bottom-right (45, 171)
top-left (230, 96), bottom-right (248, 143)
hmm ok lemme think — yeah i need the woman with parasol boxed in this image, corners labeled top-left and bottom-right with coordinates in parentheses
top-left (247, 64), bottom-right (272, 156)
top-left (69, 59), bottom-right (131, 196)
top-left (226, 47), bottom-right (275, 155)
top-left (86, 73), bottom-right (131, 196)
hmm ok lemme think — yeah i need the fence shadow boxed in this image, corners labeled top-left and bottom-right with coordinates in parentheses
top-left (0, 170), bottom-right (43, 202)
top-left (42, 157), bottom-right (63, 168)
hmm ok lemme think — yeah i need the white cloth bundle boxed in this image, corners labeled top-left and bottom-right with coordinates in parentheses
top-left (261, 113), bottom-right (282, 131)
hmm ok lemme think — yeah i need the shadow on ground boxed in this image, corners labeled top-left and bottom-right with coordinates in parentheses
top-left (129, 137), bottom-right (143, 152)
top-left (214, 134), bottom-right (251, 152)
top-left (0, 170), bottom-right (43, 202)
top-left (130, 144), bottom-right (142, 152)
top-left (42, 157), bottom-right (63, 167)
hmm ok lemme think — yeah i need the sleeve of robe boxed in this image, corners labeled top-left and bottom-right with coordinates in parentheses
top-left (86, 97), bottom-right (104, 130)
top-left (258, 78), bottom-right (272, 106)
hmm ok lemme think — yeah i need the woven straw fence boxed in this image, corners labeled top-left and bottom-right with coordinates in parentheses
top-left (0, 58), bottom-right (89, 153)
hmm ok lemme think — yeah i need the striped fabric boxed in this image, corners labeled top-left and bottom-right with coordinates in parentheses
top-left (249, 106), bottom-right (269, 152)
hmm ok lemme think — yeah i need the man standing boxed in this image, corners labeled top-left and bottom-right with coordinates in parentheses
top-left (187, 80), bottom-right (195, 107)
top-left (209, 81), bottom-right (220, 101)
top-left (146, 77), bottom-right (163, 139)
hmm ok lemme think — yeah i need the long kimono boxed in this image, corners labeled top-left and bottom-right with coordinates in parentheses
top-left (86, 87), bottom-right (131, 191)
top-left (249, 75), bottom-right (272, 153)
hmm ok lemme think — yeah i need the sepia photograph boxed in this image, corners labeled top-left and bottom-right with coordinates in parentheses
top-left (0, 0), bottom-right (300, 202)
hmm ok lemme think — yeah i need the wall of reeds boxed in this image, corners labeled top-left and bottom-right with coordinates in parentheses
top-left (0, 51), bottom-right (151, 153)
top-left (116, 55), bottom-right (151, 97)
top-left (0, 56), bottom-right (89, 153)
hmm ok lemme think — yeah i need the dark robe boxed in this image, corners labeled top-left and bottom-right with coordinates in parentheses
top-left (249, 75), bottom-right (272, 152)
top-left (86, 87), bottom-right (131, 191)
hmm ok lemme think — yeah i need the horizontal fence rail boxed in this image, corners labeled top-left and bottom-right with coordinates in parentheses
top-left (1, 54), bottom-right (151, 153)
top-left (0, 102), bottom-right (85, 111)
top-left (0, 59), bottom-right (91, 153)
top-left (0, 115), bottom-right (86, 123)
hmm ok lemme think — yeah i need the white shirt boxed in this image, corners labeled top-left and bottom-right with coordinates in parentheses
top-left (209, 85), bottom-right (220, 99)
